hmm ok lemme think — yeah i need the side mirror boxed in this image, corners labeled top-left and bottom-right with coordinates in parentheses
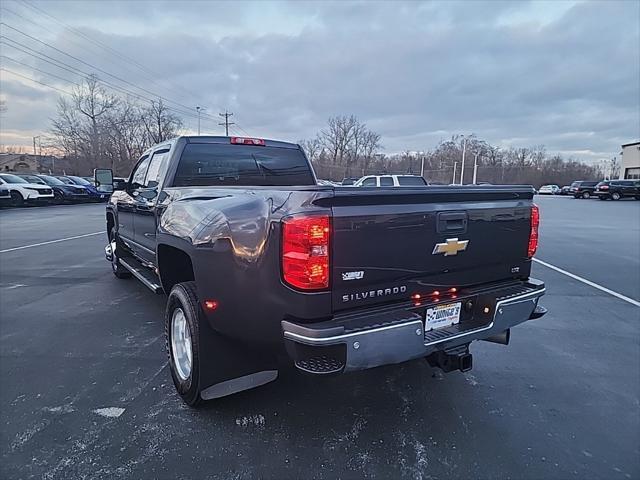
top-left (113, 179), bottom-right (127, 191)
top-left (138, 188), bottom-right (158, 200)
top-left (94, 168), bottom-right (114, 193)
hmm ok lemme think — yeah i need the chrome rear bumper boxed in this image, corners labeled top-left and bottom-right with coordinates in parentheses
top-left (283, 279), bottom-right (546, 374)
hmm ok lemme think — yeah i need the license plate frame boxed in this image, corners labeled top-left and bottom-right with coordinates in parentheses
top-left (425, 302), bottom-right (462, 331)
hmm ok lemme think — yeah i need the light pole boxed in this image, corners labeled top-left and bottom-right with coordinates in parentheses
top-left (452, 161), bottom-right (458, 184)
top-left (420, 152), bottom-right (425, 178)
top-left (472, 152), bottom-right (479, 184)
top-left (460, 136), bottom-right (467, 185)
top-left (196, 106), bottom-right (202, 135)
top-left (33, 135), bottom-right (40, 155)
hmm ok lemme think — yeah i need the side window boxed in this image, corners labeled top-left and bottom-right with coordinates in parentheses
top-left (145, 150), bottom-right (170, 188)
top-left (398, 176), bottom-right (427, 186)
top-left (362, 177), bottom-right (377, 186)
top-left (379, 176), bottom-right (394, 186)
top-left (130, 155), bottom-right (150, 189)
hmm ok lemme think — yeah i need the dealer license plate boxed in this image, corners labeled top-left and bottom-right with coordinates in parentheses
top-left (425, 302), bottom-right (462, 331)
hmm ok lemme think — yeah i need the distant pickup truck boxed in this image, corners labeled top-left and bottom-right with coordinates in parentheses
top-left (96, 136), bottom-right (547, 407)
top-left (353, 174), bottom-right (428, 187)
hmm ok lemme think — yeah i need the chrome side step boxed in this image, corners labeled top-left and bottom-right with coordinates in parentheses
top-left (120, 258), bottom-right (163, 294)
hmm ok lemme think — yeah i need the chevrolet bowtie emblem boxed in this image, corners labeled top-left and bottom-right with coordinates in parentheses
top-left (432, 238), bottom-right (469, 256)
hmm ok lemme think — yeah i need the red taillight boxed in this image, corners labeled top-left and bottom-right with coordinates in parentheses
top-left (230, 137), bottom-right (265, 146)
top-left (528, 204), bottom-right (540, 258)
top-left (282, 215), bottom-right (330, 290)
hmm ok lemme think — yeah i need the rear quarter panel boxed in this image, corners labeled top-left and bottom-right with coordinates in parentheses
top-left (156, 187), bottom-right (335, 345)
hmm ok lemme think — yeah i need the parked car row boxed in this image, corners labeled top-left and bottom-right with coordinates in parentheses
top-left (0, 173), bottom-right (110, 207)
top-left (569, 180), bottom-right (640, 200)
top-left (537, 180), bottom-right (640, 200)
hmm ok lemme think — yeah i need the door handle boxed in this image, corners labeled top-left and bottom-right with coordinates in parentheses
top-left (437, 212), bottom-right (468, 234)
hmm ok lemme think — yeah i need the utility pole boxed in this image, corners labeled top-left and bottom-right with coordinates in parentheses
top-left (420, 152), bottom-right (425, 178)
top-left (218, 110), bottom-right (235, 136)
top-left (196, 106), bottom-right (202, 135)
top-left (452, 162), bottom-right (458, 184)
top-left (472, 152), bottom-right (479, 184)
top-left (460, 137), bottom-right (467, 185)
top-left (33, 136), bottom-right (40, 155)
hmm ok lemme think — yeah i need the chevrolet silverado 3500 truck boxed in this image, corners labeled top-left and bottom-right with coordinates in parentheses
top-left (96, 136), bottom-right (546, 407)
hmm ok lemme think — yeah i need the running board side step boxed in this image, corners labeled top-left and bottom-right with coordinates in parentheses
top-left (120, 258), bottom-right (163, 294)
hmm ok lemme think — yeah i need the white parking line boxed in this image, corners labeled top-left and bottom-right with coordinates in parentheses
top-left (0, 231), bottom-right (106, 254)
top-left (533, 258), bottom-right (640, 307)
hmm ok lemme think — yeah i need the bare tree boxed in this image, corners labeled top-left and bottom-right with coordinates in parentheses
top-left (312, 115), bottom-right (383, 178)
top-left (608, 156), bottom-right (621, 179)
top-left (299, 137), bottom-right (322, 162)
top-left (360, 130), bottom-right (382, 175)
top-left (51, 96), bottom-right (84, 172)
top-left (104, 97), bottom-right (146, 174)
top-left (141, 99), bottom-right (183, 145)
top-left (50, 76), bottom-right (185, 175)
top-left (72, 75), bottom-right (118, 169)
top-left (320, 115), bottom-right (359, 165)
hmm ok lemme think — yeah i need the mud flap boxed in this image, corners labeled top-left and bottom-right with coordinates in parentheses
top-left (197, 316), bottom-right (279, 400)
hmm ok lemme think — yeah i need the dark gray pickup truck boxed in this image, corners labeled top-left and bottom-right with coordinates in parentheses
top-left (96, 135), bottom-right (546, 407)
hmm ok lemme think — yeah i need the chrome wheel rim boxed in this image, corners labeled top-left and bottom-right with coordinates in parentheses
top-left (171, 308), bottom-right (192, 381)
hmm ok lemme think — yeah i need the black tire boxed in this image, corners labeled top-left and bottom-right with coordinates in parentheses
top-left (582, 191), bottom-right (591, 199)
top-left (109, 227), bottom-right (132, 279)
top-left (166, 281), bottom-right (203, 407)
top-left (53, 191), bottom-right (65, 204)
top-left (611, 192), bottom-right (621, 201)
top-left (635, 196), bottom-right (640, 200)
top-left (10, 191), bottom-right (24, 207)
top-left (598, 195), bottom-right (608, 201)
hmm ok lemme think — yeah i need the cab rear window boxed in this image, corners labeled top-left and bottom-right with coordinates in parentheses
top-left (173, 144), bottom-right (315, 187)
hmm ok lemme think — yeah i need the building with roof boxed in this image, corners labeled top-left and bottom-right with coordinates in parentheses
top-left (0, 153), bottom-right (72, 175)
top-left (620, 141), bottom-right (640, 179)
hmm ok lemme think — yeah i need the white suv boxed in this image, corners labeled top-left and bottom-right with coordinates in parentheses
top-left (353, 174), bottom-right (428, 187)
top-left (0, 173), bottom-right (55, 206)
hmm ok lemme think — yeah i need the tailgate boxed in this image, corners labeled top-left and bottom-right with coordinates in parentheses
top-left (327, 186), bottom-right (534, 312)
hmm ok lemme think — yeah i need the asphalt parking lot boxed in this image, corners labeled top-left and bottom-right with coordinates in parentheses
top-left (1, 197), bottom-right (639, 480)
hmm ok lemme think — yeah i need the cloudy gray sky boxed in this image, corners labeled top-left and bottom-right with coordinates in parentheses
top-left (0, 0), bottom-right (638, 162)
